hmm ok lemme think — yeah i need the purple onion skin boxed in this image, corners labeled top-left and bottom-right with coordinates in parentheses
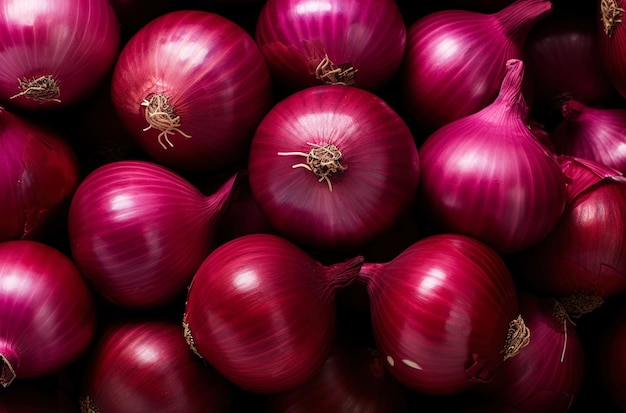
top-left (255, 0), bottom-right (406, 92)
top-left (80, 320), bottom-right (232, 413)
top-left (183, 233), bottom-right (365, 394)
top-left (0, 240), bottom-right (97, 386)
top-left (358, 233), bottom-right (520, 396)
top-left (68, 160), bottom-right (237, 308)
top-left (0, 0), bottom-right (120, 110)
top-left (111, 10), bottom-right (272, 172)
top-left (0, 107), bottom-right (80, 242)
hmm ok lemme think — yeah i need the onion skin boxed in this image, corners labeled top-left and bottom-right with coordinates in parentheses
top-left (401, 0), bottom-right (551, 133)
top-left (111, 10), bottom-right (272, 172)
top-left (183, 233), bottom-right (365, 393)
top-left (248, 85), bottom-right (420, 251)
top-left (598, 0), bottom-right (626, 99)
top-left (0, 0), bottom-right (120, 110)
top-left (255, 0), bottom-right (406, 92)
top-left (0, 107), bottom-right (80, 242)
top-left (0, 240), bottom-right (97, 387)
top-left (418, 59), bottom-right (566, 253)
top-left (68, 160), bottom-right (237, 308)
top-left (80, 320), bottom-right (232, 413)
top-left (358, 233), bottom-right (522, 396)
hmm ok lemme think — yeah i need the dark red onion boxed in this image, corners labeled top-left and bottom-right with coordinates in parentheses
top-left (255, 0), bottom-right (406, 91)
top-left (183, 233), bottom-right (365, 393)
top-left (418, 59), bottom-right (566, 253)
top-left (248, 85), bottom-right (420, 251)
top-left (68, 160), bottom-right (237, 308)
top-left (402, 0), bottom-right (551, 133)
top-left (79, 320), bottom-right (232, 413)
top-left (111, 10), bottom-right (272, 172)
top-left (598, 0), bottom-right (626, 99)
top-left (357, 233), bottom-right (526, 395)
top-left (0, 0), bottom-right (120, 110)
top-left (0, 107), bottom-right (80, 242)
top-left (0, 240), bottom-right (97, 387)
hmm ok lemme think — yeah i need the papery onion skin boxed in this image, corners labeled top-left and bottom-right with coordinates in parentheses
top-left (80, 320), bottom-right (232, 413)
top-left (183, 233), bottom-right (365, 393)
top-left (598, 0), bottom-right (626, 99)
top-left (0, 0), bottom-right (120, 109)
top-left (418, 59), bottom-right (566, 253)
top-left (0, 240), bottom-right (97, 387)
top-left (401, 0), bottom-right (551, 133)
top-left (0, 107), bottom-right (80, 242)
top-left (248, 85), bottom-right (420, 251)
top-left (111, 10), bottom-right (272, 172)
top-left (358, 233), bottom-right (521, 395)
top-left (255, 0), bottom-right (406, 92)
top-left (68, 160), bottom-right (237, 308)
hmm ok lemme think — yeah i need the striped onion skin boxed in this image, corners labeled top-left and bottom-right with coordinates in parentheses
top-left (255, 0), bottom-right (406, 92)
top-left (68, 160), bottom-right (237, 308)
top-left (0, 0), bottom-right (120, 110)
top-left (111, 10), bottom-right (272, 172)
top-left (358, 233), bottom-right (521, 396)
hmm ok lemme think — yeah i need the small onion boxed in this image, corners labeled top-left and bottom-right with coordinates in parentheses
top-left (357, 233), bottom-right (527, 395)
top-left (598, 0), bottom-right (626, 99)
top-left (68, 160), bottom-right (237, 308)
top-left (248, 85), bottom-right (420, 251)
top-left (418, 59), bottom-right (566, 253)
top-left (183, 233), bottom-right (365, 393)
top-left (0, 240), bottom-right (97, 387)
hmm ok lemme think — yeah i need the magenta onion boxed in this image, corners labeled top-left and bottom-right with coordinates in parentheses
top-left (0, 107), bottom-right (80, 242)
top-left (0, 240), bottom-right (97, 387)
top-left (550, 99), bottom-right (626, 174)
top-left (418, 59), bottom-right (566, 253)
top-left (357, 233), bottom-right (527, 395)
top-left (598, 0), bottom-right (626, 99)
top-left (79, 320), bottom-right (232, 413)
top-left (255, 0), bottom-right (406, 91)
top-left (248, 85), bottom-right (420, 251)
top-left (111, 10), bottom-right (272, 172)
top-left (514, 156), bottom-right (626, 311)
top-left (183, 233), bottom-right (365, 393)
top-left (401, 0), bottom-right (551, 133)
top-left (474, 293), bottom-right (585, 413)
top-left (68, 160), bottom-right (237, 308)
top-left (0, 0), bottom-right (120, 110)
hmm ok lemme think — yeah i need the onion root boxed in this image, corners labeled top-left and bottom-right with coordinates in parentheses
top-left (601, 0), bottom-right (624, 37)
top-left (141, 93), bottom-right (192, 150)
top-left (9, 75), bottom-right (61, 103)
top-left (0, 353), bottom-right (16, 388)
top-left (277, 142), bottom-right (347, 192)
top-left (182, 319), bottom-right (203, 359)
top-left (502, 315), bottom-right (531, 361)
top-left (79, 396), bottom-right (99, 413)
top-left (314, 54), bottom-right (357, 86)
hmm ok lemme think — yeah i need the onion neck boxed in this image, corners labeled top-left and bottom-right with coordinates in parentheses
top-left (0, 348), bottom-right (17, 388)
top-left (495, 0), bottom-right (552, 40)
top-left (492, 59), bottom-right (528, 119)
top-left (321, 255), bottom-right (365, 301)
top-left (561, 99), bottom-right (585, 121)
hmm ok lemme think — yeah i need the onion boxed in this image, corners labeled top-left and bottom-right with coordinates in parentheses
top-left (417, 59), bottom-right (567, 253)
top-left (0, 0), bottom-right (120, 110)
top-left (0, 240), bottom-right (97, 387)
top-left (68, 160), bottom-right (237, 308)
top-left (255, 0), bottom-right (406, 92)
top-left (248, 85), bottom-right (420, 251)
top-left (111, 10), bottom-right (273, 172)
top-left (0, 107), bottom-right (80, 242)
top-left (550, 98), bottom-right (626, 174)
top-left (357, 233), bottom-right (527, 395)
top-left (598, 0), bottom-right (626, 99)
top-left (514, 156), bottom-right (626, 314)
top-left (401, 0), bottom-right (551, 133)
top-left (79, 319), bottom-right (232, 413)
top-left (183, 233), bottom-right (365, 393)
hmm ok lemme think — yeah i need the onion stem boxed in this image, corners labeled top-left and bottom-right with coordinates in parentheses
top-left (9, 75), bottom-right (61, 103)
top-left (141, 93), bottom-right (192, 150)
top-left (278, 142), bottom-right (347, 192)
top-left (502, 315), bottom-right (531, 361)
top-left (314, 54), bottom-right (357, 86)
top-left (0, 353), bottom-right (16, 388)
top-left (601, 0), bottom-right (624, 37)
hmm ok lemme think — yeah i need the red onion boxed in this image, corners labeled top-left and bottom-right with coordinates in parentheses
top-left (0, 107), bottom-right (80, 242)
top-left (111, 10), bottom-right (273, 172)
top-left (0, 240), bottom-right (97, 387)
top-left (598, 0), bottom-right (626, 99)
top-left (183, 233), bottom-right (365, 393)
top-left (401, 0), bottom-right (551, 133)
top-left (255, 0), bottom-right (406, 92)
top-left (68, 160), bottom-right (237, 308)
top-left (418, 59), bottom-right (566, 253)
top-left (79, 320), bottom-right (232, 413)
top-left (474, 293), bottom-right (585, 413)
top-left (0, 0), bottom-right (120, 110)
top-left (248, 85), bottom-right (420, 251)
top-left (550, 99), bottom-right (626, 174)
top-left (357, 233), bottom-right (527, 395)
top-left (514, 156), bottom-right (626, 312)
